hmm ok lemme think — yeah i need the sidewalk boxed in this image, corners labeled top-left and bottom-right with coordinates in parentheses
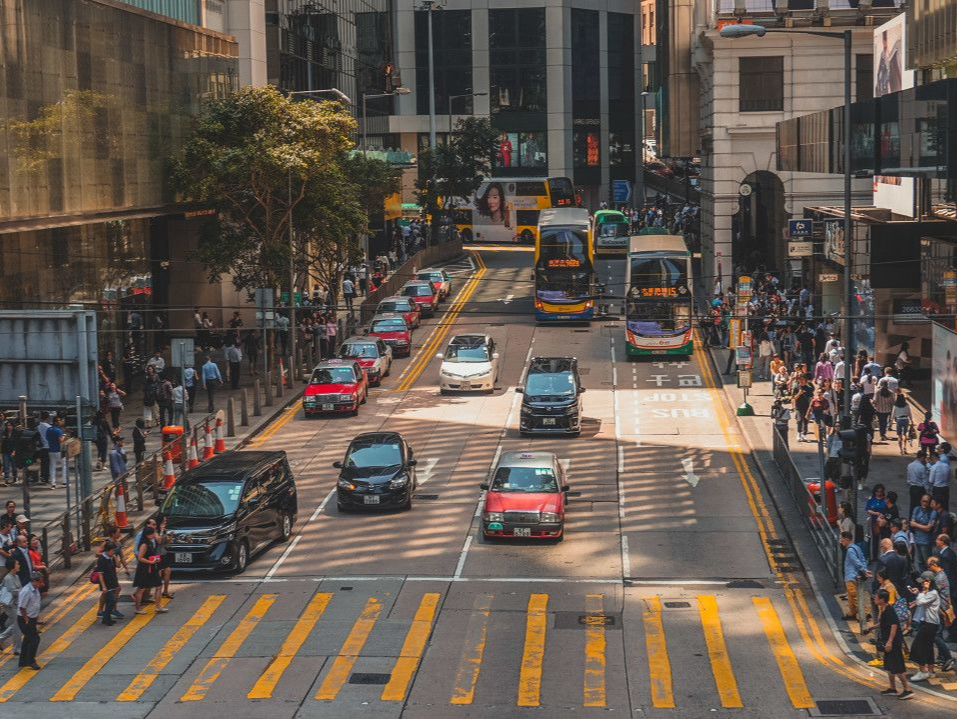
top-left (708, 344), bottom-right (957, 695)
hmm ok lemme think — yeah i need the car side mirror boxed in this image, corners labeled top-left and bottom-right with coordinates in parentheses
top-left (408, 459), bottom-right (417, 466)
top-left (479, 483), bottom-right (489, 490)
top-left (435, 352), bottom-right (443, 359)
top-left (562, 484), bottom-right (571, 493)
top-left (492, 353), bottom-right (499, 360)
top-left (246, 497), bottom-right (260, 509)
top-left (332, 461), bottom-right (343, 469)
top-left (515, 387), bottom-right (523, 394)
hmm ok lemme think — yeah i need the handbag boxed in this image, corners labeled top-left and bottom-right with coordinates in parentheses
top-left (0, 584), bottom-right (12, 607)
top-left (944, 605), bottom-right (956, 628)
top-left (908, 424), bottom-right (917, 441)
top-left (89, 569), bottom-right (100, 585)
top-left (892, 596), bottom-right (910, 625)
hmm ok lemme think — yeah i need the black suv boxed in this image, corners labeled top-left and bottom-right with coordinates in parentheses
top-left (161, 451), bottom-right (297, 574)
top-left (517, 357), bottom-right (584, 436)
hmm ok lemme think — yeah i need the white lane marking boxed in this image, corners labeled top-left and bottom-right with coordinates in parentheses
top-left (175, 575), bottom-right (629, 585)
top-left (621, 535), bottom-right (631, 579)
top-left (416, 457), bottom-right (440, 486)
top-left (502, 387), bottom-right (521, 439)
top-left (625, 579), bottom-right (730, 586)
top-left (524, 344), bottom-right (534, 364)
top-left (264, 487), bottom-right (336, 580)
top-left (617, 446), bottom-right (624, 474)
top-left (467, 254), bottom-right (477, 271)
top-left (681, 457), bottom-right (700, 488)
top-left (454, 535), bottom-right (473, 579)
top-left (503, 294), bottom-right (514, 304)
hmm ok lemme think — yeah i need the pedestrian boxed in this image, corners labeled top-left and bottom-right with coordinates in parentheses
top-left (96, 542), bottom-right (121, 626)
top-left (92, 410), bottom-right (112, 472)
top-left (132, 526), bottom-right (166, 615)
top-left (925, 557), bottom-right (955, 671)
top-left (874, 588), bottom-right (912, 699)
top-left (813, 352), bottom-right (834, 383)
top-left (918, 412), bottom-right (940, 452)
top-left (865, 484), bottom-right (888, 560)
top-left (142, 365), bottom-right (160, 428)
top-left (183, 363), bottom-right (197, 412)
top-left (343, 276), bottom-right (356, 312)
top-left (276, 312), bottom-right (289, 356)
top-left (157, 375), bottom-right (174, 428)
top-left (133, 419), bottom-right (148, 466)
top-left (326, 315), bottom-right (338, 358)
top-left (106, 382), bottom-right (126, 429)
top-left (36, 411), bottom-right (50, 486)
top-left (910, 494), bottom-right (938, 571)
top-left (2, 421), bottom-right (18, 486)
top-left (225, 342), bottom-right (242, 390)
top-left (15, 572), bottom-right (43, 669)
top-left (873, 381), bottom-right (895, 442)
top-left (841, 531), bottom-right (870, 622)
top-left (243, 330), bottom-right (261, 376)
top-left (109, 435), bottom-right (128, 481)
top-left (226, 311), bottom-right (243, 348)
top-left (893, 390), bottom-right (912, 455)
top-left (146, 350), bottom-right (166, 378)
top-left (0, 556), bottom-right (22, 654)
top-left (906, 451), bottom-right (929, 518)
top-left (46, 416), bottom-right (64, 490)
top-left (756, 334), bottom-right (773, 380)
top-left (933, 442), bottom-right (951, 513)
top-left (935, 533), bottom-right (957, 642)
top-left (200, 355), bottom-right (223, 413)
top-left (895, 341), bottom-right (911, 388)
top-left (908, 572), bottom-right (941, 682)
top-left (157, 516), bottom-right (174, 601)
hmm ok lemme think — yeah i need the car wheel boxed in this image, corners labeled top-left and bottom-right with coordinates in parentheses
top-left (234, 540), bottom-right (249, 574)
top-left (279, 512), bottom-right (292, 542)
top-left (554, 530), bottom-right (565, 543)
top-left (440, 388), bottom-right (449, 396)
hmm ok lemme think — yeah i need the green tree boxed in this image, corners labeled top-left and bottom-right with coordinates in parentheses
top-left (171, 85), bottom-right (362, 293)
top-left (340, 152), bottom-right (402, 218)
top-left (414, 116), bottom-right (497, 229)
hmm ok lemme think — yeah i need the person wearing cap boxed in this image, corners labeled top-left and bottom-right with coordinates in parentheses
top-left (16, 571), bottom-right (42, 669)
top-left (109, 435), bottom-right (127, 481)
top-left (97, 542), bottom-right (121, 626)
top-left (908, 571), bottom-right (941, 682)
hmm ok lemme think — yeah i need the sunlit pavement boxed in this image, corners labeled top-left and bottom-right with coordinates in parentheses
top-left (0, 249), bottom-right (946, 718)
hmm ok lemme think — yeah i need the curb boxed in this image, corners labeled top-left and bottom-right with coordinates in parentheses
top-left (702, 343), bottom-right (957, 703)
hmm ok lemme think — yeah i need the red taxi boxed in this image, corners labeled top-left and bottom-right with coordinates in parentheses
top-left (416, 268), bottom-right (452, 300)
top-left (401, 281), bottom-right (439, 318)
top-left (480, 450), bottom-right (569, 542)
top-left (365, 313), bottom-right (412, 357)
top-left (338, 338), bottom-right (392, 387)
top-left (302, 359), bottom-right (368, 417)
top-left (376, 295), bottom-right (421, 329)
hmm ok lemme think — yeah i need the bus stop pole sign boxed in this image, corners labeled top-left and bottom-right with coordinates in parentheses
top-left (612, 180), bottom-right (632, 204)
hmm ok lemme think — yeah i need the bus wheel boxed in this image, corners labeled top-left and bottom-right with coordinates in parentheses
top-left (520, 230), bottom-right (534, 245)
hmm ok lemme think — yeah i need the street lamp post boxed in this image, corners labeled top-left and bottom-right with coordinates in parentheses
top-left (720, 24), bottom-right (854, 425)
top-left (284, 88), bottom-right (353, 378)
top-left (362, 87), bottom-right (412, 157)
top-left (447, 91), bottom-right (487, 135)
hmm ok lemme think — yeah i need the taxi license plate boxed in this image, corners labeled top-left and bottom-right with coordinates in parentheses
top-left (542, 417), bottom-right (556, 426)
top-left (175, 552), bottom-right (192, 563)
top-left (513, 527), bottom-right (532, 537)
top-left (321, 403), bottom-right (334, 411)
top-left (364, 495), bottom-right (380, 505)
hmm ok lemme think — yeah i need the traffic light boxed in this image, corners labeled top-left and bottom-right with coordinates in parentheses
top-left (838, 425), bottom-right (869, 475)
top-left (14, 428), bottom-right (38, 469)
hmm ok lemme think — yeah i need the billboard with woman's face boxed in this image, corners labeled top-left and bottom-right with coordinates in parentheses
top-left (462, 180), bottom-right (542, 243)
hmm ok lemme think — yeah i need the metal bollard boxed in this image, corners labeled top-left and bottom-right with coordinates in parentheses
top-left (241, 389), bottom-right (249, 426)
top-left (253, 380), bottom-right (263, 416)
top-left (81, 498), bottom-right (92, 552)
top-left (226, 397), bottom-right (236, 437)
top-left (264, 370), bottom-right (274, 407)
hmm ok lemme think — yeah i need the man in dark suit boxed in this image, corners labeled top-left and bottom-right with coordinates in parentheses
top-left (11, 535), bottom-right (32, 585)
top-left (936, 533), bottom-right (957, 641)
top-left (874, 538), bottom-right (908, 598)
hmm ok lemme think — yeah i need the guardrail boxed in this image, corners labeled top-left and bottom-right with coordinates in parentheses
top-left (771, 426), bottom-right (842, 586)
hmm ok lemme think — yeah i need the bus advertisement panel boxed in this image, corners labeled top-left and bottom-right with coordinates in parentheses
top-left (534, 208), bottom-right (595, 321)
top-left (452, 177), bottom-right (574, 244)
top-left (624, 235), bottom-right (693, 355)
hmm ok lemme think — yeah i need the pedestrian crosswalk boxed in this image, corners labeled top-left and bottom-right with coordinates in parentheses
top-left (0, 587), bottom-right (815, 709)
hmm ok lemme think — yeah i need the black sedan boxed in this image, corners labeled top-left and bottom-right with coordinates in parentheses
top-left (334, 432), bottom-right (417, 512)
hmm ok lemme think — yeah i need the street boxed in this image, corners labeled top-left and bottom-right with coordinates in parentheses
top-left (0, 247), bottom-right (944, 718)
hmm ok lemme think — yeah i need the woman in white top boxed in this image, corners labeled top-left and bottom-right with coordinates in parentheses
top-left (907, 572), bottom-right (940, 682)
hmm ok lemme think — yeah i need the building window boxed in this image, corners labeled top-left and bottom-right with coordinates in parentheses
top-left (415, 10), bottom-right (472, 117)
top-left (489, 8), bottom-right (546, 114)
top-left (739, 57), bottom-right (783, 112)
top-left (573, 130), bottom-right (600, 167)
top-left (571, 9), bottom-right (600, 119)
top-left (357, 11), bottom-right (396, 117)
top-left (492, 131), bottom-right (548, 170)
top-left (607, 14), bottom-right (635, 116)
top-left (609, 131), bottom-right (635, 168)
top-left (856, 54), bottom-right (873, 102)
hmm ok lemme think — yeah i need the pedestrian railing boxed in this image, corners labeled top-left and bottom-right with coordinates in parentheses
top-left (771, 426), bottom-right (842, 586)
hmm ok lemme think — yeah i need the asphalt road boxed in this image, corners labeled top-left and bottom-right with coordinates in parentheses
top-left (0, 247), bottom-right (946, 718)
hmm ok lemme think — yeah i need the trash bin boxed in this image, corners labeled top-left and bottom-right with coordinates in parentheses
top-left (162, 425), bottom-right (184, 461)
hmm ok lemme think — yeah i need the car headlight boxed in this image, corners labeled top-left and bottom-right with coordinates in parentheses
top-left (565, 404), bottom-right (579, 415)
top-left (389, 474), bottom-right (409, 490)
top-left (540, 512), bottom-right (561, 523)
top-left (396, 340), bottom-right (409, 345)
top-left (339, 393), bottom-right (354, 402)
top-left (303, 397), bottom-right (316, 404)
top-left (338, 478), bottom-right (355, 490)
top-left (484, 512), bottom-right (504, 523)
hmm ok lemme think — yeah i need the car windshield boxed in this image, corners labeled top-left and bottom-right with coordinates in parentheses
top-left (403, 285), bottom-right (432, 297)
top-left (378, 301), bottom-right (410, 312)
top-left (419, 273), bottom-right (443, 283)
top-left (345, 440), bottom-right (402, 469)
top-left (525, 372), bottom-right (576, 396)
top-left (445, 344), bottom-right (489, 362)
top-left (160, 479), bottom-right (242, 518)
top-left (371, 319), bottom-right (407, 332)
top-left (310, 367), bottom-right (356, 384)
top-left (491, 466), bottom-right (559, 493)
top-left (340, 344), bottom-right (378, 359)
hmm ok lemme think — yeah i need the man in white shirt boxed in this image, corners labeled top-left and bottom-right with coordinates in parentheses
top-left (17, 572), bottom-right (42, 669)
top-left (146, 351), bottom-right (166, 378)
top-left (877, 367), bottom-right (899, 394)
top-left (860, 368), bottom-right (877, 397)
top-left (36, 411), bottom-right (51, 485)
top-left (834, 359), bottom-right (846, 383)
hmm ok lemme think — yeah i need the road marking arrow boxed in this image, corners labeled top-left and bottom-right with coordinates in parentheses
top-left (416, 458), bottom-right (439, 486)
top-left (681, 458), bottom-right (699, 488)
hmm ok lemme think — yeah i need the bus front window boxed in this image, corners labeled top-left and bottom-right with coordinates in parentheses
top-left (626, 300), bottom-right (692, 335)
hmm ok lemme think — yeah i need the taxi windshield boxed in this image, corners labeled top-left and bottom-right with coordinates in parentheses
top-left (445, 344), bottom-right (489, 363)
top-left (491, 466), bottom-right (559, 493)
top-left (371, 319), bottom-right (407, 332)
top-left (419, 273), bottom-right (443, 283)
top-left (339, 344), bottom-right (378, 359)
top-left (378, 300), bottom-right (410, 312)
top-left (310, 367), bottom-right (356, 384)
top-left (403, 285), bottom-right (433, 297)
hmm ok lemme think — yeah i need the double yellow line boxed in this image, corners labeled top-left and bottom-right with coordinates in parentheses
top-left (394, 251), bottom-right (487, 393)
top-left (693, 336), bottom-right (884, 693)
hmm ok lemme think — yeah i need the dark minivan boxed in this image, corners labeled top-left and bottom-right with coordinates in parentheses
top-left (517, 357), bottom-right (584, 436)
top-left (161, 451), bottom-right (297, 573)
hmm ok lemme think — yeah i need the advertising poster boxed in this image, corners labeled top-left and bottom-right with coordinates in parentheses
top-left (873, 14), bottom-right (916, 217)
top-left (464, 180), bottom-right (541, 243)
top-left (931, 323), bottom-right (957, 436)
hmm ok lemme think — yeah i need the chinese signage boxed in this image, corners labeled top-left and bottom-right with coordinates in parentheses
top-left (640, 287), bottom-right (678, 298)
top-left (547, 259), bottom-right (582, 268)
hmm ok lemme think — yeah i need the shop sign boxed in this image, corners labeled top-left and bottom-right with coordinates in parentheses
top-left (945, 270), bottom-right (957, 305)
top-left (788, 241), bottom-right (813, 257)
top-left (819, 273), bottom-right (839, 283)
top-left (892, 298), bottom-right (927, 324)
top-left (737, 275), bottom-right (752, 305)
top-left (823, 221), bottom-right (844, 266)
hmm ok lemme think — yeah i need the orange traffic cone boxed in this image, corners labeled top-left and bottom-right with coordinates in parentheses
top-left (187, 435), bottom-right (200, 469)
top-left (214, 417), bottom-right (226, 454)
top-left (203, 422), bottom-right (215, 460)
top-left (114, 481), bottom-right (129, 530)
top-left (161, 451), bottom-right (176, 491)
